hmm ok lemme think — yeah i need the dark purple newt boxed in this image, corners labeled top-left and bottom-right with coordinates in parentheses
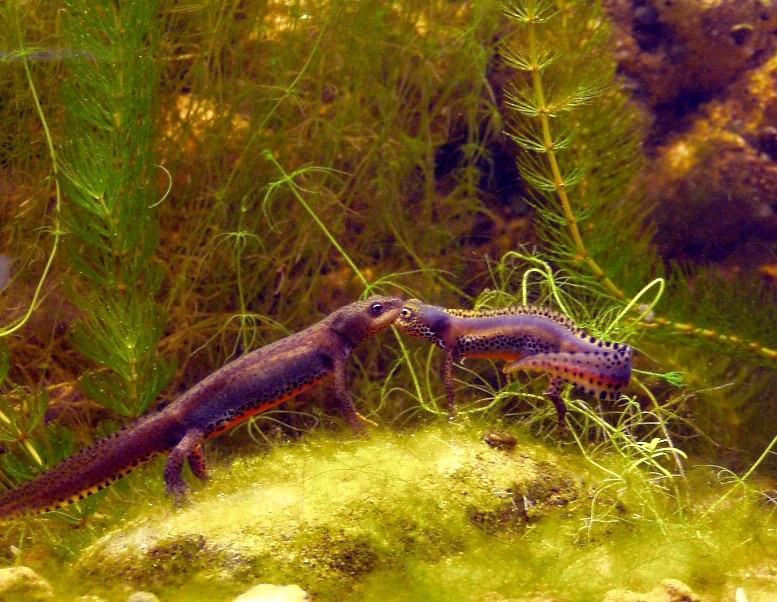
top-left (395, 299), bottom-right (633, 427)
top-left (0, 296), bottom-right (402, 519)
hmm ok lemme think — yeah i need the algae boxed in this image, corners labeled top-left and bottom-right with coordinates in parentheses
top-left (0, 424), bottom-right (769, 601)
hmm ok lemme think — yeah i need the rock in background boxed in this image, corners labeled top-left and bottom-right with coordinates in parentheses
top-left (606, 0), bottom-right (777, 269)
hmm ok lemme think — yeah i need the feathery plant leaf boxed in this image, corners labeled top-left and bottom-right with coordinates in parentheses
top-left (500, 0), bottom-right (559, 24)
top-left (58, 0), bottom-right (171, 418)
top-left (501, 0), bottom-right (648, 302)
top-left (0, 387), bottom-right (75, 487)
top-left (0, 3), bottom-right (64, 340)
top-left (501, 0), bottom-right (777, 369)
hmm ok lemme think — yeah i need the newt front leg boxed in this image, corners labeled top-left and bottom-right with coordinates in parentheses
top-left (443, 352), bottom-right (457, 420)
top-left (331, 352), bottom-right (366, 434)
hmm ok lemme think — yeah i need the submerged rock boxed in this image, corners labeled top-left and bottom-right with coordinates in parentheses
top-left (125, 593), bottom-right (160, 602)
top-left (0, 566), bottom-right (54, 602)
top-left (74, 426), bottom-right (586, 599)
top-left (232, 584), bottom-right (309, 602)
top-left (643, 52), bottom-right (777, 263)
top-left (605, 0), bottom-right (777, 109)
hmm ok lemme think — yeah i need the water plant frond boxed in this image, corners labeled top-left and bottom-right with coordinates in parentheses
top-left (506, 128), bottom-right (575, 154)
top-left (499, 0), bottom-right (560, 25)
top-left (501, 45), bottom-right (557, 73)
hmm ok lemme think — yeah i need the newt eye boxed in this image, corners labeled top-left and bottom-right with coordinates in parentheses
top-left (369, 301), bottom-right (384, 316)
top-left (400, 307), bottom-right (414, 319)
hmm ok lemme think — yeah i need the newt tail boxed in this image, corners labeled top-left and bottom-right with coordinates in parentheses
top-left (0, 296), bottom-right (402, 519)
top-left (395, 299), bottom-right (632, 428)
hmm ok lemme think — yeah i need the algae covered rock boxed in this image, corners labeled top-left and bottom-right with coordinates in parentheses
top-left (0, 566), bottom-right (54, 602)
top-left (73, 426), bottom-right (587, 599)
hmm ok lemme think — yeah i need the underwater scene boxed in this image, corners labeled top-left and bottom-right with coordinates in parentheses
top-left (1, 0), bottom-right (777, 600)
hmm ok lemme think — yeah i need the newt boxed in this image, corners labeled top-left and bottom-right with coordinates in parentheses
top-left (395, 299), bottom-right (633, 427)
top-left (0, 296), bottom-right (402, 519)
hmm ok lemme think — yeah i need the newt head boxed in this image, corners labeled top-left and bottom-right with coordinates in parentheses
top-left (395, 299), bottom-right (450, 348)
top-left (329, 295), bottom-right (403, 346)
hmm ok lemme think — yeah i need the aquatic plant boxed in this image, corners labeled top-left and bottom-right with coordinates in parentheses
top-left (0, 1), bottom-right (506, 501)
top-left (499, 0), bottom-right (777, 362)
top-left (59, 0), bottom-right (173, 419)
top-left (501, 0), bottom-right (650, 299)
top-left (0, 4), bottom-right (72, 491)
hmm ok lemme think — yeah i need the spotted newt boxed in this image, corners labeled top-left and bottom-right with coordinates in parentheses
top-left (0, 296), bottom-right (402, 519)
top-left (395, 299), bottom-right (633, 426)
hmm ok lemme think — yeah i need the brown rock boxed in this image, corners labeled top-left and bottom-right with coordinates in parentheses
top-left (605, 0), bottom-right (777, 109)
top-left (644, 52), bottom-right (777, 261)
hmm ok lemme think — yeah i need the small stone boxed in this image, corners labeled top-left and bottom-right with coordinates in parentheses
top-left (232, 584), bottom-right (310, 602)
top-left (125, 592), bottom-right (161, 602)
top-left (482, 430), bottom-right (518, 450)
top-left (0, 566), bottom-right (54, 602)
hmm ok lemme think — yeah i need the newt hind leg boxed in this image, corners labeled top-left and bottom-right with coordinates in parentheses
top-left (443, 353), bottom-right (456, 421)
top-left (188, 444), bottom-right (209, 481)
top-left (164, 429), bottom-right (205, 506)
top-left (545, 376), bottom-right (567, 432)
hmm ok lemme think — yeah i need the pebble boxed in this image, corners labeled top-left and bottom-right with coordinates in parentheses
top-left (0, 566), bottom-right (54, 601)
top-left (126, 592), bottom-right (160, 602)
top-left (232, 583), bottom-right (310, 602)
top-left (603, 578), bottom-right (702, 602)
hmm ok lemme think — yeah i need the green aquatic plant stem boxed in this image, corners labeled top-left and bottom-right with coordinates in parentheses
top-left (59, 0), bottom-right (172, 418)
top-left (641, 317), bottom-right (777, 361)
top-left (503, 0), bottom-right (777, 364)
top-left (263, 152), bottom-right (425, 409)
top-left (700, 431), bottom-right (777, 520)
top-left (0, 16), bottom-right (62, 339)
top-left (263, 152), bottom-right (365, 284)
top-left (568, 399), bottom-right (687, 535)
top-left (631, 375), bottom-right (686, 480)
top-left (607, 277), bottom-right (665, 334)
top-left (215, 199), bottom-right (264, 355)
top-left (156, 7), bottom-right (329, 312)
top-left (519, 0), bottom-right (624, 300)
top-left (219, 19), bottom-right (327, 203)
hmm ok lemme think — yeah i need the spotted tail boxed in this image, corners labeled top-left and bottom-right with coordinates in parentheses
top-left (0, 416), bottom-right (170, 519)
top-left (504, 346), bottom-right (633, 401)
